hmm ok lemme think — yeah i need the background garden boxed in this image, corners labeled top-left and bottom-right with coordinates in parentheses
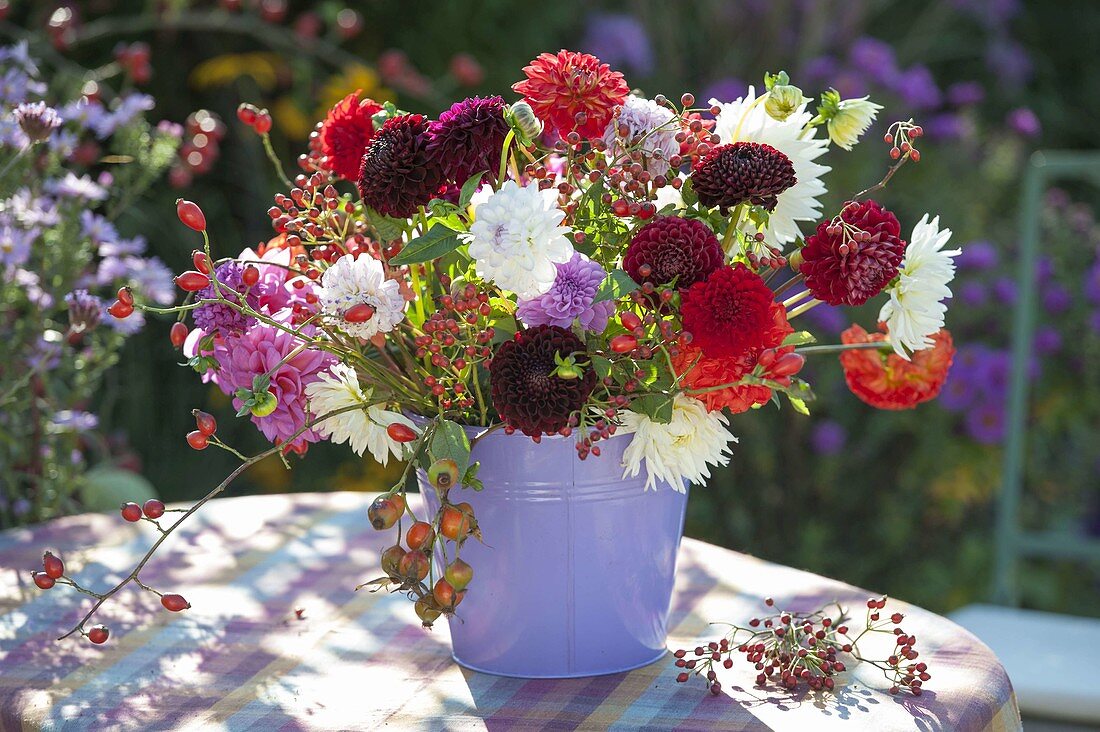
top-left (2, 0), bottom-right (1097, 618)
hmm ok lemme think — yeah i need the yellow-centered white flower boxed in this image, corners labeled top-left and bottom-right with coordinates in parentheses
top-left (316, 253), bottom-right (406, 339)
top-left (879, 214), bottom-right (960, 358)
top-left (827, 96), bottom-right (883, 150)
top-left (711, 86), bottom-right (831, 248)
top-left (467, 180), bottom-right (573, 299)
top-left (304, 363), bottom-right (415, 466)
top-left (618, 394), bottom-right (737, 492)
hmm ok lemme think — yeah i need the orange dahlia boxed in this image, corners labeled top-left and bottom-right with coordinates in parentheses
top-left (318, 92), bottom-right (383, 182)
top-left (512, 50), bottom-right (629, 139)
top-left (673, 344), bottom-right (772, 414)
top-left (839, 324), bottom-right (955, 410)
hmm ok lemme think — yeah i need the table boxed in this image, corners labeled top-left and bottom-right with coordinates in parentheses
top-left (0, 492), bottom-right (1020, 731)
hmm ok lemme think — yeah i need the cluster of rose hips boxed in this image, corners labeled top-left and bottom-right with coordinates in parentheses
top-left (752, 347), bottom-right (806, 389)
top-left (673, 596), bottom-right (930, 697)
top-left (185, 410), bottom-right (218, 451)
top-left (364, 459), bottom-right (477, 628)
top-left (884, 120), bottom-right (924, 163)
top-left (266, 173), bottom-right (358, 252)
top-left (823, 204), bottom-right (878, 258)
top-left (170, 110), bottom-right (226, 188)
top-left (744, 231), bottom-right (788, 271)
top-left (236, 102), bottom-right (273, 136)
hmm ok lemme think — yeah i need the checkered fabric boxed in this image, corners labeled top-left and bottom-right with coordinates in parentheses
top-left (0, 492), bottom-right (1021, 731)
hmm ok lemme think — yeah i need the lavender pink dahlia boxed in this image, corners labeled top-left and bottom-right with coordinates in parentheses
top-left (516, 252), bottom-right (613, 331)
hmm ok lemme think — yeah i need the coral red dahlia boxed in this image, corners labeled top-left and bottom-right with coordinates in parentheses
top-left (680, 264), bottom-right (790, 360)
top-left (800, 199), bottom-right (907, 306)
top-left (839, 324), bottom-right (954, 409)
top-left (691, 142), bottom-right (797, 214)
top-left (512, 50), bottom-right (629, 139)
top-left (673, 344), bottom-right (774, 414)
top-left (489, 324), bottom-right (595, 437)
top-left (624, 216), bottom-right (724, 289)
top-left (358, 114), bottom-right (443, 219)
top-left (318, 92), bottom-right (383, 182)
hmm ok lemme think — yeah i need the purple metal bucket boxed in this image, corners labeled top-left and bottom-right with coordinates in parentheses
top-left (417, 425), bottom-right (688, 678)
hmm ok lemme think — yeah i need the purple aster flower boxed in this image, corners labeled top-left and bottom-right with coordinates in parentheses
top-left (893, 65), bottom-right (941, 110)
top-left (13, 101), bottom-right (61, 143)
top-left (45, 172), bottom-right (107, 201)
top-left (849, 38), bottom-right (898, 86)
top-left (803, 301), bottom-right (846, 336)
top-left (11, 267), bottom-right (52, 308)
top-left (193, 261), bottom-right (269, 334)
top-left (581, 13), bottom-right (654, 76)
top-left (65, 289), bottom-right (103, 332)
top-left (1084, 260), bottom-right (1100, 304)
top-left (947, 81), bottom-right (985, 106)
top-left (959, 281), bottom-right (989, 308)
top-left (1034, 255), bottom-right (1054, 283)
top-left (0, 223), bottom-right (34, 267)
top-left (923, 112), bottom-right (970, 141)
top-left (810, 420), bottom-right (847, 456)
top-left (987, 40), bottom-right (1032, 88)
top-left (1034, 327), bottom-right (1062, 355)
top-left (79, 210), bottom-right (118, 246)
top-left (1042, 283), bottom-right (1071, 314)
top-left (426, 96), bottom-right (510, 185)
top-left (1006, 107), bottom-right (1040, 138)
top-left (516, 253), bottom-right (614, 332)
top-left (993, 277), bottom-right (1017, 305)
top-left (124, 255), bottom-right (176, 305)
top-left (50, 410), bottom-right (99, 433)
top-left (26, 333), bottom-right (61, 370)
top-left (965, 401), bottom-right (1006, 444)
top-left (99, 236), bottom-right (147, 257)
top-left (957, 240), bottom-right (998, 270)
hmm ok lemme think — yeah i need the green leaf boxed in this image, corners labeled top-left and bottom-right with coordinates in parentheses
top-left (628, 394), bottom-right (674, 424)
top-left (593, 269), bottom-right (637, 303)
top-left (787, 395), bottom-right (810, 416)
top-left (390, 224), bottom-right (462, 266)
top-left (462, 461), bottom-right (483, 490)
top-left (592, 355), bottom-right (613, 379)
top-left (680, 177), bottom-right (698, 206)
top-left (781, 331), bottom-right (816, 347)
top-left (365, 207), bottom-right (405, 242)
top-left (430, 419), bottom-right (471, 470)
top-left (459, 172), bottom-right (485, 209)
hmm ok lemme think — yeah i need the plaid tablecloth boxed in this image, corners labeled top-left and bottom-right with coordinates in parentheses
top-left (0, 492), bottom-right (1020, 731)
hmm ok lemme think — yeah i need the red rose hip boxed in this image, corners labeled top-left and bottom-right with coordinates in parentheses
top-left (169, 321), bottom-right (189, 348)
top-left (87, 625), bottom-right (110, 644)
top-left (32, 571), bottom-right (55, 589)
top-left (176, 199), bottom-right (206, 231)
top-left (142, 499), bottom-right (166, 519)
top-left (186, 430), bottom-right (209, 450)
top-left (120, 502), bottom-right (143, 522)
top-left (161, 594), bottom-right (191, 612)
top-left (42, 551), bottom-right (65, 579)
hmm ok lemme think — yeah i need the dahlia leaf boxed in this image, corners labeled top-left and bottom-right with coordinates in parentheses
top-left (628, 394), bottom-right (674, 424)
top-left (787, 396), bottom-right (810, 416)
top-left (593, 269), bottom-right (636, 303)
top-left (591, 355), bottom-right (612, 379)
top-left (430, 419), bottom-right (471, 472)
top-left (781, 331), bottom-right (816, 347)
top-left (365, 207), bottom-right (405, 243)
top-left (390, 224), bottom-right (462, 266)
top-left (459, 172), bottom-right (485, 209)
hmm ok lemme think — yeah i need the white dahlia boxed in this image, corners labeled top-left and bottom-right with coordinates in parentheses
top-left (467, 180), bottom-right (573, 298)
top-left (711, 86), bottom-right (831, 248)
top-left (879, 214), bottom-right (960, 358)
top-left (304, 363), bottom-right (416, 466)
top-left (826, 96), bottom-right (883, 151)
top-left (602, 95), bottom-right (681, 177)
top-left (619, 394), bottom-right (738, 492)
top-left (316, 253), bottom-right (406, 339)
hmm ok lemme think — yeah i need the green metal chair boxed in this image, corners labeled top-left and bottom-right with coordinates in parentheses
top-left (949, 150), bottom-right (1100, 724)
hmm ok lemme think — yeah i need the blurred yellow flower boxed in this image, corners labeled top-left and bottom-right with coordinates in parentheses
top-left (317, 64), bottom-right (393, 118)
top-left (190, 53), bottom-right (286, 92)
top-left (272, 96), bottom-right (313, 140)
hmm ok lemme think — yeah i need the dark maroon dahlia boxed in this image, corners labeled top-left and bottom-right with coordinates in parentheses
top-left (489, 325), bottom-right (596, 437)
top-left (691, 142), bottom-right (797, 213)
top-left (357, 113), bottom-right (443, 219)
top-left (624, 216), bottom-right (724, 289)
top-left (799, 199), bottom-right (907, 306)
top-left (427, 96), bottom-right (510, 185)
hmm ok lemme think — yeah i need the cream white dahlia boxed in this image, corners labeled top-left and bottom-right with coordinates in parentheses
top-left (304, 363), bottom-right (416, 466)
top-left (602, 95), bottom-right (681, 177)
top-left (467, 180), bottom-right (573, 298)
top-left (711, 87), bottom-right (831, 248)
top-left (879, 214), bottom-right (960, 358)
top-left (316, 253), bottom-right (406, 339)
top-left (826, 96), bottom-right (883, 150)
top-left (619, 394), bottom-right (738, 492)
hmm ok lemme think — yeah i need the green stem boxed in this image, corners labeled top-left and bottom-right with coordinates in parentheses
top-left (261, 132), bottom-right (292, 188)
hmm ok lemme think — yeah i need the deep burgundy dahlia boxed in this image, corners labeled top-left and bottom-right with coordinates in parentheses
top-left (318, 92), bottom-right (383, 182)
top-left (624, 216), bottom-right (724, 289)
top-left (489, 325), bottom-right (596, 437)
top-left (512, 50), bottom-right (629, 139)
top-left (800, 199), bottom-right (907, 306)
top-left (680, 264), bottom-right (789, 360)
top-left (357, 114), bottom-right (443, 219)
top-left (427, 96), bottom-right (510, 185)
top-left (691, 142), bottom-right (797, 213)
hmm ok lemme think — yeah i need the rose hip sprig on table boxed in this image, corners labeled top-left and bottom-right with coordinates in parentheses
top-left (673, 596), bottom-right (931, 697)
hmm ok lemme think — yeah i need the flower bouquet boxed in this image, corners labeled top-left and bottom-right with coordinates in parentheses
top-left (36, 50), bottom-right (960, 679)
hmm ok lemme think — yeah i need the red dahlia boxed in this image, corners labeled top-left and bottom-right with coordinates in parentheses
top-left (489, 325), bottom-right (595, 437)
top-left (357, 114), bottom-right (443, 219)
top-left (691, 142), bottom-right (797, 214)
top-left (512, 50), bottom-right (629, 139)
top-left (680, 264), bottom-right (790, 360)
top-left (624, 216), bottom-right (724, 289)
top-left (318, 92), bottom-right (383, 182)
top-left (672, 344), bottom-right (775, 414)
top-left (800, 199), bottom-right (907, 306)
top-left (839, 324), bottom-right (954, 410)
top-left (427, 96), bottom-right (510, 185)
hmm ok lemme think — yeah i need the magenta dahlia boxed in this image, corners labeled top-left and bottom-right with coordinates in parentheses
top-left (318, 92), bottom-right (383, 182)
top-left (357, 113), bottom-right (443, 218)
top-left (489, 325), bottom-right (596, 437)
top-left (427, 96), bottom-right (510, 185)
top-left (680, 264), bottom-right (789, 360)
top-left (691, 142), bottom-right (797, 213)
top-left (512, 50), bottom-right (629, 139)
top-left (800, 199), bottom-right (907, 306)
top-left (624, 216), bottom-right (724, 289)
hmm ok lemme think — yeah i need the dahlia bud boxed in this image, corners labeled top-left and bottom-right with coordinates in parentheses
top-left (507, 101), bottom-right (543, 145)
top-left (817, 90), bottom-right (883, 151)
top-left (764, 83), bottom-right (810, 122)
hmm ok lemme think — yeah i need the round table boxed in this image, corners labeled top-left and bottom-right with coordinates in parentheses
top-left (0, 492), bottom-right (1020, 731)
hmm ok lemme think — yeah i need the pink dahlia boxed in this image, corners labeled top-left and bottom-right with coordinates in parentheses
top-left (215, 323), bottom-right (336, 454)
top-left (512, 50), bottom-right (629, 139)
